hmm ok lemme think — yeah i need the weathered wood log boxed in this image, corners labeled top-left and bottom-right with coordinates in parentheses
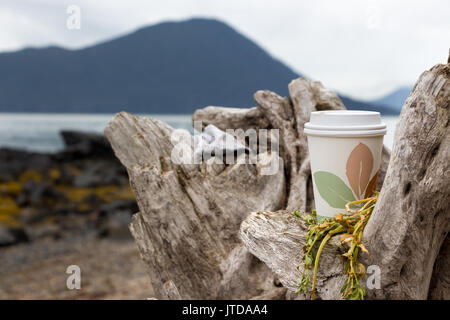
top-left (194, 80), bottom-right (364, 213)
top-left (240, 210), bottom-right (347, 300)
top-left (162, 280), bottom-right (182, 300)
top-left (240, 60), bottom-right (450, 299)
top-left (363, 61), bottom-right (450, 299)
top-left (105, 113), bottom-right (285, 299)
top-left (424, 55), bottom-right (450, 301)
top-left (192, 106), bottom-right (270, 131)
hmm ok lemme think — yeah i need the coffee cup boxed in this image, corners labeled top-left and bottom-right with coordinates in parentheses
top-left (304, 110), bottom-right (386, 220)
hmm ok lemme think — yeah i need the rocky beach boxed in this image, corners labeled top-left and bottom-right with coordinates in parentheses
top-left (0, 131), bottom-right (153, 299)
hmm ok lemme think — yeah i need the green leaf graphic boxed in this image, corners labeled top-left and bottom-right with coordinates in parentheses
top-left (314, 171), bottom-right (356, 209)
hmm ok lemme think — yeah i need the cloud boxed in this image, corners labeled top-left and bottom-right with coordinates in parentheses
top-left (0, 0), bottom-right (448, 99)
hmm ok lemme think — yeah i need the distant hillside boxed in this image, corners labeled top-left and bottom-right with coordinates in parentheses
top-left (0, 18), bottom-right (395, 114)
top-left (371, 86), bottom-right (413, 113)
top-left (339, 95), bottom-right (399, 115)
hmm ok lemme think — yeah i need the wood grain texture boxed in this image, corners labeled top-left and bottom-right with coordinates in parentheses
top-left (240, 60), bottom-right (450, 300)
top-left (105, 113), bottom-right (285, 299)
top-left (363, 61), bottom-right (450, 299)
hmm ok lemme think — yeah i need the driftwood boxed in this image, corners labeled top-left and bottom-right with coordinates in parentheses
top-left (105, 113), bottom-right (285, 299)
top-left (105, 57), bottom-right (449, 299)
top-left (362, 61), bottom-right (450, 299)
top-left (192, 81), bottom-right (390, 212)
top-left (241, 60), bottom-right (450, 299)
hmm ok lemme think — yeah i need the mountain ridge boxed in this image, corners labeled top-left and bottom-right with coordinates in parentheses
top-left (371, 86), bottom-right (413, 113)
top-left (0, 18), bottom-right (398, 115)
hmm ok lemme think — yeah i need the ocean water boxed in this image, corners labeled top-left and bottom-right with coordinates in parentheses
top-left (0, 113), bottom-right (192, 153)
top-left (0, 113), bottom-right (398, 152)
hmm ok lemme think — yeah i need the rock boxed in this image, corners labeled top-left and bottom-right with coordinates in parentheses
top-left (0, 127), bottom-right (134, 249)
top-left (72, 160), bottom-right (128, 188)
top-left (73, 162), bottom-right (105, 187)
top-left (99, 199), bottom-right (138, 214)
top-left (58, 130), bottom-right (115, 160)
top-left (97, 211), bottom-right (133, 238)
top-left (18, 207), bottom-right (53, 225)
top-left (96, 200), bottom-right (138, 238)
top-left (17, 180), bottom-right (62, 207)
top-left (0, 226), bottom-right (29, 247)
top-left (0, 148), bottom-right (53, 180)
top-left (0, 226), bottom-right (15, 245)
top-left (24, 223), bottom-right (62, 241)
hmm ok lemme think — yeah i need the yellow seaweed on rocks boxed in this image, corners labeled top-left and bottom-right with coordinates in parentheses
top-left (65, 165), bottom-right (82, 177)
top-left (0, 195), bottom-right (20, 227)
top-left (55, 185), bottom-right (134, 203)
top-left (48, 169), bottom-right (61, 181)
top-left (0, 182), bottom-right (22, 196)
top-left (0, 161), bottom-right (135, 228)
top-left (18, 170), bottom-right (43, 183)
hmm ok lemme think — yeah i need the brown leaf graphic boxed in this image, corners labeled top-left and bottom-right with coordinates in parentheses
top-left (364, 171), bottom-right (379, 198)
top-left (346, 143), bottom-right (374, 199)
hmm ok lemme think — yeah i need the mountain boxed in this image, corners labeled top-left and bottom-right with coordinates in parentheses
top-left (0, 18), bottom-right (395, 114)
top-left (339, 95), bottom-right (399, 115)
top-left (371, 86), bottom-right (413, 113)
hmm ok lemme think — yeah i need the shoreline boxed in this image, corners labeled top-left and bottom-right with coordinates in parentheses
top-left (0, 130), bottom-right (152, 299)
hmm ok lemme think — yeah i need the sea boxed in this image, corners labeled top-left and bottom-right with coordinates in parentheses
top-left (0, 113), bottom-right (399, 153)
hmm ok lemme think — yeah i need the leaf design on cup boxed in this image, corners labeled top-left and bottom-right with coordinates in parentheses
top-left (346, 143), bottom-right (374, 199)
top-left (364, 171), bottom-right (379, 198)
top-left (314, 171), bottom-right (356, 209)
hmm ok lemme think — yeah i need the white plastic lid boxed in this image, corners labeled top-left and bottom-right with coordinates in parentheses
top-left (304, 110), bottom-right (387, 137)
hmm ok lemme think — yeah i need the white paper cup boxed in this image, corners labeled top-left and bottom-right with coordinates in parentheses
top-left (304, 111), bottom-right (386, 221)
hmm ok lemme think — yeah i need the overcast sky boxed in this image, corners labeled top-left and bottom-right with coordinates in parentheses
top-left (0, 0), bottom-right (449, 100)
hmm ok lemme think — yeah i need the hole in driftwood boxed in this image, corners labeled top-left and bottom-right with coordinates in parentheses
top-left (400, 264), bottom-right (407, 277)
top-left (417, 168), bottom-right (427, 182)
top-left (403, 182), bottom-right (412, 196)
top-left (430, 142), bottom-right (441, 158)
top-left (273, 277), bottom-right (283, 287)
